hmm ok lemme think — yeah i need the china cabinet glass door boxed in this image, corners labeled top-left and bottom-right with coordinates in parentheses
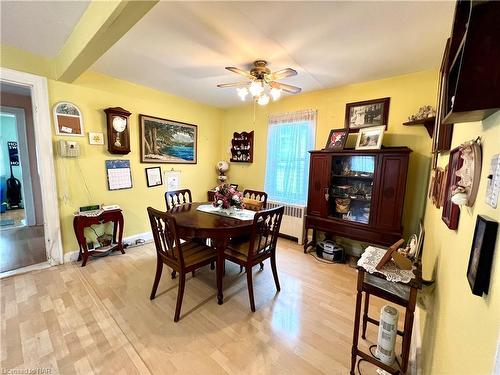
top-left (329, 155), bottom-right (375, 224)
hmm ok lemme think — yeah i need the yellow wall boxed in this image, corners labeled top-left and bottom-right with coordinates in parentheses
top-left (222, 70), bottom-right (438, 237)
top-left (421, 112), bottom-right (500, 374)
top-left (48, 72), bottom-right (223, 253)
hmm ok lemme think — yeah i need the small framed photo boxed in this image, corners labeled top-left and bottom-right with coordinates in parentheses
top-left (145, 166), bottom-right (163, 187)
top-left (345, 97), bottom-right (390, 132)
top-left (88, 132), bottom-right (104, 145)
top-left (324, 128), bottom-right (348, 150)
top-left (467, 215), bottom-right (498, 296)
top-left (229, 184), bottom-right (239, 190)
top-left (355, 125), bottom-right (385, 150)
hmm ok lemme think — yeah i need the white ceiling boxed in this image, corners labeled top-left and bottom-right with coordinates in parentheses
top-left (0, 1), bottom-right (90, 58)
top-left (92, 1), bottom-right (455, 108)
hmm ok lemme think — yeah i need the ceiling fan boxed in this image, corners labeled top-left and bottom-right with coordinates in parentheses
top-left (217, 60), bottom-right (301, 105)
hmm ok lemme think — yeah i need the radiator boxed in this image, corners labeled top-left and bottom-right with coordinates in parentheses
top-left (267, 200), bottom-right (306, 245)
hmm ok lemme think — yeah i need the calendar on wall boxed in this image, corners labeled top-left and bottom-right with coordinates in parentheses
top-left (105, 160), bottom-right (132, 190)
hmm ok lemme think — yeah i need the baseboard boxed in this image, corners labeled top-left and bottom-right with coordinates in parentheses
top-left (63, 231), bottom-right (153, 263)
top-left (410, 308), bottom-right (422, 375)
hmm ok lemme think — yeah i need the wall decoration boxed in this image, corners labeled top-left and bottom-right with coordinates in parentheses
top-left (105, 107), bottom-right (131, 154)
top-left (140, 114), bottom-right (197, 164)
top-left (486, 154), bottom-right (500, 208)
top-left (105, 160), bottom-right (132, 191)
top-left (53, 102), bottom-right (84, 136)
top-left (355, 125), bottom-right (385, 150)
top-left (344, 97), bottom-right (390, 132)
top-left (230, 131), bottom-right (253, 163)
top-left (430, 167), bottom-right (447, 208)
top-left (165, 169), bottom-right (181, 191)
top-left (451, 138), bottom-right (482, 207)
top-left (467, 215), bottom-right (498, 296)
top-left (324, 128), bottom-right (348, 150)
top-left (442, 147), bottom-right (463, 229)
top-left (407, 105), bottom-right (436, 122)
top-left (145, 167), bottom-right (162, 187)
top-left (88, 132), bottom-right (104, 145)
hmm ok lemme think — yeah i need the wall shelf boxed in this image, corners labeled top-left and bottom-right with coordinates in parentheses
top-left (403, 117), bottom-right (436, 138)
top-left (230, 131), bottom-right (253, 163)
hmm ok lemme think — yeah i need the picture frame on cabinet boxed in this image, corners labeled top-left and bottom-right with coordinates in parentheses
top-left (345, 97), bottom-right (390, 132)
top-left (324, 128), bottom-right (348, 150)
top-left (467, 215), bottom-right (498, 296)
top-left (442, 147), bottom-right (463, 229)
top-left (355, 125), bottom-right (385, 150)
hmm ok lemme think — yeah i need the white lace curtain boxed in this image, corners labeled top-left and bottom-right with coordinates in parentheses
top-left (268, 109), bottom-right (317, 125)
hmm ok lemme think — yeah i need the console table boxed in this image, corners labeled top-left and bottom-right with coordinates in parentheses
top-left (73, 209), bottom-right (125, 267)
top-left (350, 261), bottom-right (422, 374)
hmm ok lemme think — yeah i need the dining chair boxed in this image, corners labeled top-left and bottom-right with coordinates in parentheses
top-left (224, 205), bottom-right (284, 312)
top-left (242, 189), bottom-right (268, 211)
top-left (147, 207), bottom-right (217, 322)
top-left (165, 189), bottom-right (193, 210)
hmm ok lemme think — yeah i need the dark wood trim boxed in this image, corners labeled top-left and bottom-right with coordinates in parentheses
top-left (441, 146), bottom-right (462, 229)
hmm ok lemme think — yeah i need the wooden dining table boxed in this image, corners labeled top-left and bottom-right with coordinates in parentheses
top-left (168, 202), bottom-right (254, 304)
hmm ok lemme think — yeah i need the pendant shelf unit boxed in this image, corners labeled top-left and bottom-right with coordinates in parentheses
top-left (403, 117), bottom-right (436, 138)
top-left (230, 131), bottom-right (254, 163)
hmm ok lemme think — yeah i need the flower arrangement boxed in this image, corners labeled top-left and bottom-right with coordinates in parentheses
top-left (213, 183), bottom-right (245, 209)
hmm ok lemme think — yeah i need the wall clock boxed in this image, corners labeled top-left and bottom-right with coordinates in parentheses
top-left (104, 107), bottom-right (131, 154)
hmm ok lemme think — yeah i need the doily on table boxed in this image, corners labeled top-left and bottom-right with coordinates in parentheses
top-left (357, 246), bottom-right (415, 284)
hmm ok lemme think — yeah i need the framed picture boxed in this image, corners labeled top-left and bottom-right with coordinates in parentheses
top-left (345, 97), bottom-right (390, 132)
top-left (324, 128), bottom-right (348, 150)
top-left (355, 125), bottom-right (385, 150)
top-left (229, 184), bottom-right (239, 190)
top-left (467, 215), bottom-right (498, 296)
top-left (145, 167), bottom-right (163, 187)
top-left (88, 132), bottom-right (104, 145)
top-left (139, 114), bottom-right (197, 164)
top-left (53, 102), bottom-right (84, 136)
top-left (442, 147), bottom-right (463, 229)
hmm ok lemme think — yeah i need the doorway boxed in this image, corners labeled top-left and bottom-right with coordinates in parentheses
top-left (0, 84), bottom-right (46, 272)
top-left (0, 68), bottom-right (63, 275)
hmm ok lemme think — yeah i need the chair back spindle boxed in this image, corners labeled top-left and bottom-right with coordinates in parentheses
top-left (147, 207), bottom-right (184, 268)
top-left (165, 189), bottom-right (193, 210)
top-left (248, 206), bottom-right (284, 260)
top-left (243, 189), bottom-right (268, 209)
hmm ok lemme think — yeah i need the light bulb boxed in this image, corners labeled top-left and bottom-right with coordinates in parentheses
top-left (236, 87), bottom-right (248, 101)
top-left (249, 80), bottom-right (264, 97)
top-left (257, 94), bottom-right (270, 106)
top-left (270, 87), bottom-right (282, 101)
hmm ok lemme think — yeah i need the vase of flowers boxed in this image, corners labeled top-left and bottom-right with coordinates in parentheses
top-left (213, 184), bottom-right (244, 213)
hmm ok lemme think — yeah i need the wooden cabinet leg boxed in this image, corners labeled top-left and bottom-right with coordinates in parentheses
top-left (362, 293), bottom-right (370, 339)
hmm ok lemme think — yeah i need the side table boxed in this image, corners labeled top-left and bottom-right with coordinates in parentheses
top-left (73, 209), bottom-right (125, 267)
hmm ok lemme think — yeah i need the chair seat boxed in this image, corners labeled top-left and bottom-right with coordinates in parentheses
top-left (225, 240), bottom-right (269, 263)
top-left (165, 240), bottom-right (216, 268)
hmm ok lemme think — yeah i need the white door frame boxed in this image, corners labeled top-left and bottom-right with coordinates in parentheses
top-left (0, 67), bottom-right (63, 266)
top-left (1, 106), bottom-right (36, 226)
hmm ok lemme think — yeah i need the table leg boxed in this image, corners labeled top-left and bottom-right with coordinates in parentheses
top-left (215, 238), bottom-right (227, 305)
top-left (116, 214), bottom-right (125, 254)
top-left (401, 287), bottom-right (417, 373)
top-left (362, 293), bottom-right (370, 339)
top-left (350, 270), bottom-right (364, 375)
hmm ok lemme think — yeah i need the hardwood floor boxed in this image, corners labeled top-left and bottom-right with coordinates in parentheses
top-left (0, 239), bottom-right (401, 374)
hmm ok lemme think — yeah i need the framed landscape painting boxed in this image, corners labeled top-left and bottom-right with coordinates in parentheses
top-left (345, 97), bottom-right (390, 132)
top-left (139, 114), bottom-right (197, 164)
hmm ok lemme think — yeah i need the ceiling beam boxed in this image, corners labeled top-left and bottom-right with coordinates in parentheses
top-left (54, 0), bottom-right (158, 82)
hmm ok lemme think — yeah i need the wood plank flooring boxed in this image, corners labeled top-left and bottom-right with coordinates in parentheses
top-left (1, 239), bottom-right (399, 374)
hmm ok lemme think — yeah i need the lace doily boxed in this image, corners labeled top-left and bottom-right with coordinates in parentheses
top-left (357, 246), bottom-right (415, 283)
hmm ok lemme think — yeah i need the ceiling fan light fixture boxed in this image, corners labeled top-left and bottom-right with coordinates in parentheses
top-left (249, 80), bottom-right (264, 97)
top-left (270, 87), bottom-right (282, 101)
top-left (236, 87), bottom-right (248, 101)
top-left (257, 93), bottom-right (270, 106)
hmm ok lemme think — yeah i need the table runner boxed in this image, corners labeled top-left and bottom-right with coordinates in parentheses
top-left (196, 204), bottom-right (256, 221)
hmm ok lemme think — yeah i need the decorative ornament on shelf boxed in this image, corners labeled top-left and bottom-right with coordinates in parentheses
top-left (212, 184), bottom-right (245, 210)
top-left (407, 105), bottom-right (436, 122)
top-left (451, 137), bottom-right (482, 207)
top-left (216, 160), bottom-right (229, 184)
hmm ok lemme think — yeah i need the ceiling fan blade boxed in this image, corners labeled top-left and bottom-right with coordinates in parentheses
top-left (225, 67), bottom-right (254, 79)
top-left (217, 81), bottom-right (250, 88)
top-left (270, 81), bottom-right (302, 94)
top-left (269, 68), bottom-right (297, 81)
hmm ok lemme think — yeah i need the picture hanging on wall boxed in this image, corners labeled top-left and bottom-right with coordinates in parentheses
top-left (53, 102), bottom-right (84, 136)
top-left (88, 132), bottom-right (104, 145)
top-left (145, 167), bottom-right (163, 187)
top-left (467, 215), bottom-right (498, 296)
top-left (139, 114), bottom-right (197, 164)
top-left (344, 97), bottom-right (390, 132)
top-left (442, 146), bottom-right (463, 229)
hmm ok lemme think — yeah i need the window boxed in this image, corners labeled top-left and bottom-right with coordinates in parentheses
top-left (264, 110), bottom-right (316, 204)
